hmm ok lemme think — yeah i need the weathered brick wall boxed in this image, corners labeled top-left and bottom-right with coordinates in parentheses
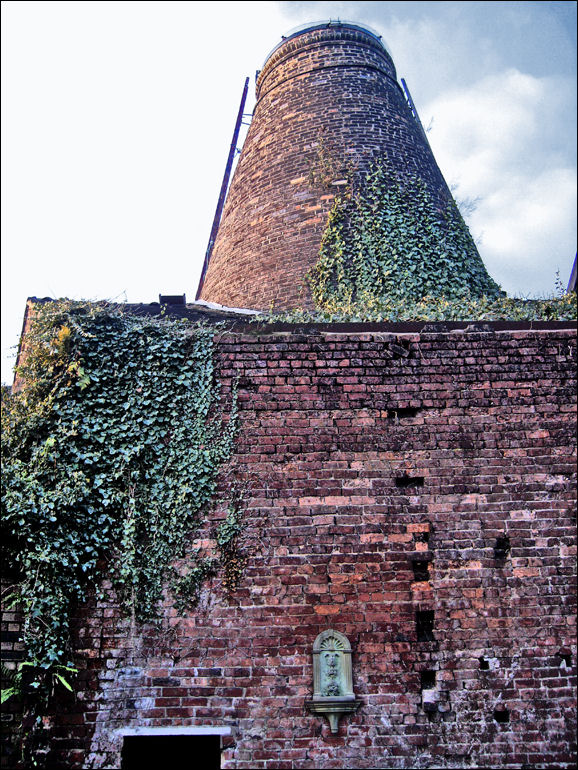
top-left (1, 578), bottom-right (25, 769)
top-left (5, 323), bottom-right (577, 769)
top-left (199, 24), bottom-right (453, 311)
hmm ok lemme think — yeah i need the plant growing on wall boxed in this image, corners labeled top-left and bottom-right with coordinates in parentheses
top-left (308, 161), bottom-right (503, 310)
top-left (1, 301), bottom-right (239, 702)
top-left (259, 289), bottom-right (577, 324)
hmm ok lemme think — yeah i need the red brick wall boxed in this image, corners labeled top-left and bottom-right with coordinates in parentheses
top-left (4, 323), bottom-right (577, 769)
top-left (198, 24), bottom-right (454, 311)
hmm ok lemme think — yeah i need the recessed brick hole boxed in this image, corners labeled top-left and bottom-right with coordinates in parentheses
top-left (420, 670), bottom-right (436, 690)
top-left (396, 474), bottom-right (425, 489)
top-left (479, 656), bottom-right (490, 670)
top-left (493, 535), bottom-right (511, 560)
top-left (414, 531), bottom-right (430, 544)
top-left (558, 652), bottom-right (572, 668)
top-left (412, 560), bottom-right (430, 582)
top-left (416, 610), bottom-right (435, 642)
top-left (493, 707), bottom-right (510, 723)
top-left (388, 407), bottom-right (420, 419)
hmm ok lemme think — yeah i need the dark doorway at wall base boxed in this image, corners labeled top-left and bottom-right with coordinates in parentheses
top-left (121, 735), bottom-right (221, 770)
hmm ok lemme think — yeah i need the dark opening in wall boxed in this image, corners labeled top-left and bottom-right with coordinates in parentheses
top-left (479, 656), bottom-right (490, 671)
top-left (412, 560), bottom-right (430, 582)
top-left (558, 652), bottom-right (572, 668)
top-left (416, 610), bottom-right (435, 642)
top-left (420, 670), bottom-right (436, 690)
top-left (493, 707), bottom-right (510, 724)
top-left (494, 535), bottom-right (511, 560)
top-left (396, 474), bottom-right (425, 489)
top-left (121, 735), bottom-right (221, 770)
top-left (388, 407), bottom-right (420, 419)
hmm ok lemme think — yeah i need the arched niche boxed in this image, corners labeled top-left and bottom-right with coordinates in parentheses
top-left (306, 629), bottom-right (361, 735)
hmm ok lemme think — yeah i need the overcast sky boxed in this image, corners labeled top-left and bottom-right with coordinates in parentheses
top-left (2, 1), bottom-right (576, 384)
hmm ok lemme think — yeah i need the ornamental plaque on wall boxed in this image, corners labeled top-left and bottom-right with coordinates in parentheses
top-left (306, 629), bottom-right (361, 735)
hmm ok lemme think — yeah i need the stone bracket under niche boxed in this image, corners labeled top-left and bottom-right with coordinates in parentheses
top-left (306, 697), bottom-right (362, 734)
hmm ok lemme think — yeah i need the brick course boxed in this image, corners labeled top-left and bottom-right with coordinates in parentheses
top-left (7, 323), bottom-right (574, 769)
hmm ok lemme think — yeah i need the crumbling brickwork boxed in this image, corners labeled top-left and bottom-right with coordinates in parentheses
top-left (11, 322), bottom-right (574, 769)
top-left (199, 24), bottom-right (454, 311)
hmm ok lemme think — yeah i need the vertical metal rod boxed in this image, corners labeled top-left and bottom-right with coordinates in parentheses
top-left (567, 253), bottom-right (577, 294)
top-left (196, 77), bottom-right (250, 301)
top-left (401, 77), bottom-right (429, 144)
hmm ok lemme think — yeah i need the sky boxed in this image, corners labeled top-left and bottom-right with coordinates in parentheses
top-left (1, 0), bottom-right (576, 384)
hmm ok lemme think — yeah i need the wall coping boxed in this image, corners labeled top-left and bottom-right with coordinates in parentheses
top-left (236, 320), bottom-right (577, 335)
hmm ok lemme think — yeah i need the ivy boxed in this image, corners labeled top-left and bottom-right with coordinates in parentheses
top-left (259, 290), bottom-right (577, 324)
top-left (266, 153), bottom-right (578, 322)
top-left (308, 160), bottom-right (502, 310)
top-left (1, 301), bottom-right (239, 699)
top-left (172, 557), bottom-right (217, 614)
top-left (216, 498), bottom-right (247, 594)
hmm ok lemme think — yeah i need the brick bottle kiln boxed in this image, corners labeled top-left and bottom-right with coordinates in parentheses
top-left (2, 21), bottom-right (576, 770)
top-left (197, 21), bottom-right (485, 310)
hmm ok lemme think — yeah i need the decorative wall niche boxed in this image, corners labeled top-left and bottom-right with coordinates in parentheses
top-left (306, 629), bottom-right (361, 735)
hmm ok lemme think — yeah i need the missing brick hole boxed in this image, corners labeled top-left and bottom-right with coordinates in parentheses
top-left (493, 535), bottom-right (510, 560)
top-left (420, 670), bottom-right (436, 690)
top-left (493, 708), bottom-right (510, 724)
top-left (558, 653), bottom-right (572, 668)
top-left (388, 407), bottom-right (420, 419)
top-left (479, 656), bottom-right (490, 671)
top-left (396, 475), bottom-right (425, 489)
top-left (416, 610), bottom-right (435, 642)
top-left (412, 560), bottom-right (430, 582)
top-left (414, 531), bottom-right (430, 544)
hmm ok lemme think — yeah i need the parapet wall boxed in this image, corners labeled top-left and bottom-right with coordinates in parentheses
top-left (3, 324), bottom-right (577, 769)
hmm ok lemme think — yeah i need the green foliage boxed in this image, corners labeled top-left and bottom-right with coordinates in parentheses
top-left (307, 134), bottom-right (355, 191)
top-left (260, 290), bottom-right (577, 324)
top-left (216, 499), bottom-right (247, 594)
top-left (172, 557), bottom-right (217, 614)
top-left (308, 161), bottom-right (502, 309)
top-left (1, 662), bottom-right (22, 705)
top-left (0, 661), bottom-right (77, 705)
top-left (216, 500), bottom-right (244, 550)
top-left (1, 301), bottom-right (239, 695)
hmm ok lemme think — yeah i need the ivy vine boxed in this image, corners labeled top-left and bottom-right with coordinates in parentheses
top-left (258, 290), bottom-right (577, 324)
top-left (1, 301), bottom-right (239, 698)
top-left (216, 498), bottom-right (248, 594)
top-left (308, 160), bottom-right (502, 310)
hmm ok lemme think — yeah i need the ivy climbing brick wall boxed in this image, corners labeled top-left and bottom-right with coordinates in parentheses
top-left (198, 24), bottom-right (465, 312)
top-left (17, 321), bottom-right (576, 770)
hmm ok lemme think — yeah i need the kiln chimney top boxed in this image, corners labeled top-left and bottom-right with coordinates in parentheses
top-left (256, 20), bottom-right (397, 103)
top-left (263, 19), bottom-right (390, 62)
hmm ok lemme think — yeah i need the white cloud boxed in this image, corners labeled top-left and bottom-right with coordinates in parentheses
top-left (470, 168), bottom-right (577, 294)
top-left (423, 69), bottom-right (577, 295)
